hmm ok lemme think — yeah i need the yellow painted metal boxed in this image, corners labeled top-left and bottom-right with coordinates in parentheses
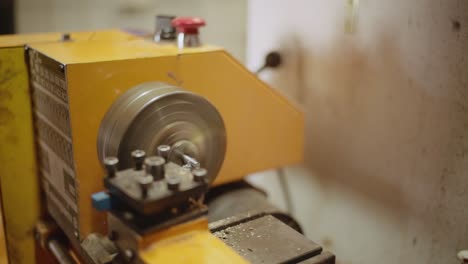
top-left (178, 52), bottom-right (304, 185)
top-left (27, 38), bottom-right (303, 239)
top-left (27, 38), bottom-right (221, 64)
top-left (139, 218), bottom-right (248, 264)
top-left (0, 30), bottom-right (139, 264)
top-left (0, 47), bottom-right (39, 264)
top-left (0, 29), bottom-right (137, 48)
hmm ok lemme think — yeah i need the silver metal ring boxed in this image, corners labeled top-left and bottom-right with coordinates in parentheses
top-left (97, 82), bottom-right (226, 183)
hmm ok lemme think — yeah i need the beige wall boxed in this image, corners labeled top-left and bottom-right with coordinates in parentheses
top-left (247, 0), bottom-right (468, 263)
top-left (15, 0), bottom-right (247, 61)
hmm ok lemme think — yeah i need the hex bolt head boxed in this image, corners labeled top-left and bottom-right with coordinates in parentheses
top-left (131, 150), bottom-right (146, 170)
top-left (157, 145), bottom-right (171, 159)
top-left (139, 175), bottom-right (153, 199)
top-left (145, 156), bottom-right (165, 180)
top-left (193, 168), bottom-right (207, 183)
top-left (103, 157), bottom-right (119, 178)
top-left (166, 175), bottom-right (181, 191)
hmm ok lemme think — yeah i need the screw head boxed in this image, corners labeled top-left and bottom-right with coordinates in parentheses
top-left (157, 145), bottom-right (171, 159)
top-left (193, 168), bottom-right (207, 183)
top-left (131, 150), bottom-right (146, 170)
top-left (166, 175), bottom-right (180, 191)
top-left (103, 156), bottom-right (119, 177)
top-left (139, 175), bottom-right (153, 198)
top-left (61, 33), bottom-right (71, 41)
top-left (145, 156), bottom-right (165, 180)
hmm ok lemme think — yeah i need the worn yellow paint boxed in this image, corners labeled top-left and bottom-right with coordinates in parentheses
top-left (0, 47), bottom-right (39, 264)
top-left (0, 29), bottom-right (137, 48)
top-left (0, 30), bottom-right (140, 264)
top-left (28, 38), bottom-right (222, 64)
top-left (139, 219), bottom-right (248, 264)
top-left (26, 38), bottom-right (303, 240)
top-left (178, 52), bottom-right (304, 185)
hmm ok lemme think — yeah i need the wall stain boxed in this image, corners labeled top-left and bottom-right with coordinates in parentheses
top-left (452, 19), bottom-right (461, 32)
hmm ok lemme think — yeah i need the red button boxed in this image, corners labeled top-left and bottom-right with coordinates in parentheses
top-left (172, 17), bottom-right (206, 34)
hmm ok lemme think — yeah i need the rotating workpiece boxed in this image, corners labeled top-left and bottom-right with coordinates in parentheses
top-left (97, 82), bottom-right (226, 184)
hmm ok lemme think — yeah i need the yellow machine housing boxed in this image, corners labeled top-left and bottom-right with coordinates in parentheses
top-left (0, 30), bottom-right (137, 264)
top-left (26, 38), bottom-right (304, 245)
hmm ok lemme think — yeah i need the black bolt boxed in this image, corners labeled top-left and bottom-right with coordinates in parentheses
top-left (145, 156), bottom-right (165, 180)
top-left (166, 175), bottom-right (180, 191)
top-left (131, 150), bottom-right (146, 170)
top-left (104, 157), bottom-right (119, 178)
top-left (62, 33), bottom-right (71, 41)
top-left (193, 168), bottom-right (207, 183)
top-left (139, 175), bottom-right (153, 199)
top-left (157, 145), bottom-right (171, 159)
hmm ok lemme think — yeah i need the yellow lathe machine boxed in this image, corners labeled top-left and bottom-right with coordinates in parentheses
top-left (0, 16), bottom-right (334, 264)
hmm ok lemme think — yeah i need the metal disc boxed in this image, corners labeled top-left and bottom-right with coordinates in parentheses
top-left (97, 82), bottom-right (226, 183)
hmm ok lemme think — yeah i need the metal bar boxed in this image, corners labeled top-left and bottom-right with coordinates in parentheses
top-left (47, 239), bottom-right (76, 264)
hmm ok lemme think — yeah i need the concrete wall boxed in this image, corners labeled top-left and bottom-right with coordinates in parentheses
top-left (15, 0), bottom-right (247, 61)
top-left (247, 1), bottom-right (468, 263)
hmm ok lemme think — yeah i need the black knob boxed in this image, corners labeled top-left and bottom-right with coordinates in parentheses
top-left (256, 51), bottom-right (282, 74)
top-left (193, 168), bottom-right (207, 183)
top-left (145, 156), bottom-right (166, 180)
top-left (166, 175), bottom-right (180, 191)
top-left (131, 150), bottom-right (146, 170)
top-left (103, 157), bottom-right (119, 178)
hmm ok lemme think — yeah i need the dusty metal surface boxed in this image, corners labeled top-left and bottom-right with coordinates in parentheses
top-left (206, 183), bottom-right (277, 222)
top-left (206, 182), bottom-right (303, 233)
top-left (212, 215), bottom-right (333, 264)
